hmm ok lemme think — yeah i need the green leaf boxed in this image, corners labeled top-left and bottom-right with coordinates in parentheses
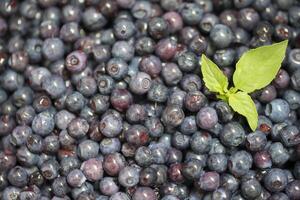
top-left (228, 91), bottom-right (258, 131)
top-left (201, 54), bottom-right (228, 95)
top-left (233, 40), bottom-right (288, 93)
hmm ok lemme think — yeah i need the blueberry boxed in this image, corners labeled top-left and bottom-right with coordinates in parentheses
top-left (220, 122), bottom-right (245, 147)
top-left (210, 24), bottom-right (234, 49)
top-left (207, 153), bottom-right (228, 173)
top-left (132, 187), bottom-right (157, 200)
top-left (118, 166), bottom-right (140, 187)
top-left (264, 168), bottom-right (288, 192)
top-left (67, 117), bottom-right (89, 139)
top-left (286, 180), bottom-right (300, 200)
top-left (78, 140), bottom-right (99, 160)
top-left (81, 158), bottom-right (103, 182)
top-left (99, 138), bottom-right (121, 155)
top-left (129, 72), bottom-right (152, 95)
top-left (32, 111), bottom-right (55, 136)
top-left (196, 106), bottom-right (218, 130)
top-left (148, 17), bottom-right (169, 40)
top-left (99, 113), bottom-right (123, 137)
top-left (99, 177), bottom-right (119, 196)
top-left (199, 171), bottom-right (220, 191)
top-left (180, 3), bottom-right (203, 25)
top-left (268, 142), bottom-right (290, 166)
top-left (228, 151), bottom-right (253, 177)
top-left (42, 38), bottom-right (64, 61)
top-left (190, 131), bottom-right (212, 154)
top-left (180, 74), bottom-right (202, 92)
top-left (82, 7), bottom-right (107, 31)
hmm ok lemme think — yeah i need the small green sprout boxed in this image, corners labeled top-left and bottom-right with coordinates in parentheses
top-left (201, 40), bottom-right (288, 131)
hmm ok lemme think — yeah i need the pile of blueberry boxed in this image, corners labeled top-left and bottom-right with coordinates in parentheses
top-left (1, 0), bottom-right (300, 199)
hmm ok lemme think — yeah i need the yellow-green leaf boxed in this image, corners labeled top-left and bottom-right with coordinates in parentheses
top-left (228, 91), bottom-right (258, 131)
top-left (201, 54), bottom-right (228, 94)
top-left (233, 40), bottom-right (288, 93)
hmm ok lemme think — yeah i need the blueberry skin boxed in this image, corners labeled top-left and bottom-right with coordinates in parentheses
top-left (161, 104), bottom-right (185, 127)
top-left (149, 143), bottom-right (168, 164)
top-left (189, 34), bottom-right (208, 55)
top-left (220, 173), bottom-right (239, 193)
top-left (99, 138), bottom-right (121, 155)
top-left (199, 171), bottom-right (220, 192)
top-left (54, 110), bottom-right (75, 130)
top-left (42, 38), bottom-right (64, 61)
top-left (129, 72), bottom-right (152, 95)
top-left (180, 3), bottom-right (203, 25)
top-left (99, 114), bottom-right (123, 137)
top-left (182, 159), bottom-right (203, 180)
top-left (238, 8), bottom-right (260, 31)
top-left (81, 158), bottom-right (104, 182)
top-left (147, 83), bottom-right (169, 103)
top-left (110, 192), bottom-right (131, 200)
top-left (220, 122), bottom-right (245, 147)
top-left (288, 6), bottom-right (300, 27)
top-left (82, 7), bottom-right (107, 31)
top-left (135, 146), bottom-right (153, 167)
top-left (198, 13), bottom-right (218, 34)
top-left (171, 131), bottom-right (190, 150)
top-left (40, 158), bottom-right (60, 180)
top-left (145, 117), bottom-right (164, 137)
top-left (103, 152), bottom-right (126, 176)
top-left (67, 117), bottom-right (89, 139)
top-left (269, 193), bottom-right (289, 200)
top-left (118, 166), bottom-right (140, 187)
top-left (148, 17), bottom-right (169, 40)
top-left (139, 55), bottom-right (162, 78)
top-left (60, 157), bottom-right (80, 177)
top-left (210, 24), bottom-right (233, 49)
top-left (288, 49), bottom-right (300, 73)
top-left (190, 131), bottom-right (212, 154)
top-left (268, 142), bottom-right (290, 166)
top-left (233, 0), bottom-right (253, 8)
top-left (279, 125), bottom-right (300, 147)
top-left (132, 187), bottom-right (157, 200)
top-left (32, 111), bottom-right (55, 136)
top-left (99, 177), bottom-right (119, 196)
top-left (76, 76), bottom-right (97, 97)
top-left (213, 48), bottom-right (236, 67)
top-left (263, 168), bottom-right (288, 192)
top-left (245, 131), bottom-right (267, 152)
top-left (265, 99), bottom-right (290, 123)
top-left (78, 140), bottom-right (99, 160)
top-left (185, 91), bottom-right (207, 112)
top-left (177, 51), bottom-right (197, 73)
top-left (215, 101), bottom-right (234, 123)
top-left (67, 169), bottom-right (86, 187)
top-left (207, 153), bottom-right (228, 173)
top-left (241, 178), bottom-right (262, 199)
top-left (228, 151), bottom-right (253, 177)
top-left (2, 187), bottom-right (21, 200)
top-left (65, 91), bottom-right (86, 112)
top-left (7, 166), bottom-right (28, 187)
top-left (286, 180), bottom-right (300, 200)
top-left (42, 75), bottom-right (66, 99)
top-left (139, 167), bottom-right (157, 186)
top-left (180, 74), bottom-right (202, 92)
top-left (60, 22), bottom-right (80, 42)
top-left (196, 106), bottom-right (218, 130)
top-left (180, 116), bottom-right (197, 135)
top-left (106, 58), bottom-right (129, 80)
top-left (291, 69), bottom-right (300, 91)
top-left (1, 69), bottom-right (24, 92)
top-left (283, 90), bottom-right (300, 110)
top-left (112, 40), bottom-right (134, 62)
top-left (52, 177), bottom-right (70, 197)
